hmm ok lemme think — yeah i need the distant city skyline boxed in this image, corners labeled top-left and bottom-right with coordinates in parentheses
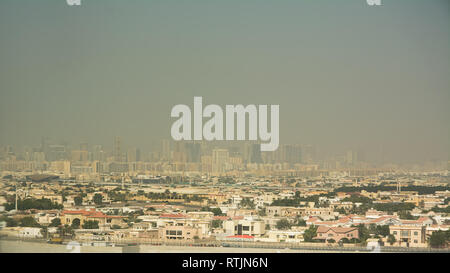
top-left (1, 136), bottom-right (448, 169)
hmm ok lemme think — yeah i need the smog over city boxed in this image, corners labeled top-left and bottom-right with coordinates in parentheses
top-left (0, 0), bottom-right (449, 262)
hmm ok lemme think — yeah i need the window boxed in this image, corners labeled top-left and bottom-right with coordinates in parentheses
top-left (393, 231), bottom-right (397, 235)
top-left (243, 226), bottom-right (250, 231)
top-left (414, 231), bottom-right (418, 236)
top-left (168, 230), bottom-right (177, 236)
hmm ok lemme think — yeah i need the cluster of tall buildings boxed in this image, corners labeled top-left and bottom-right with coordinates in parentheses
top-left (1, 137), bottom-right (448, 176)
top-left (0, 137), bottom-right (319, 174)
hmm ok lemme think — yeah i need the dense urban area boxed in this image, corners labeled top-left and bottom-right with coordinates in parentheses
top-left (0, 138), bottom-right (449, 252)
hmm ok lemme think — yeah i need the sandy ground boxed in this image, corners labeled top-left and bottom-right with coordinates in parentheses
top-left (0, 239), bottom-right (360, 253)
top-left (136, 245), bottom-right (349, 253)
top-left (0, 240), bottom-right (122, 253)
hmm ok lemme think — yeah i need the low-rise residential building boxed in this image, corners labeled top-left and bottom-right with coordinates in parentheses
top-left (60, 209), bottom-right (126, 229)
top-left (223, 217), bottom-right (265, 237)
top-left (262, 229), bottom-right (305, 243)
top-left (389, 225), bottom-right (427, 247)
top-left (314, 226), bottom-right (359, 242)
top-left (18, 227), bottom-right (43, 239)
top-left (159, 225), bottom-right (205, 241)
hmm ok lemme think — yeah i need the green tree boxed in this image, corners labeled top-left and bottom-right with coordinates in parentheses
top-left (19, 216), bottom-right (41, 227)
top-left (61, 191), bottom-right (67, 202)
top-left (40, 226), bottom-right (49, 239)
top-left (336, 208), bottom-right (347, 214)
top-left (58, 225), bottom-right (74, 239)
top-left (294, 217), bottom-right (307, 227)
top-left (74, 196), bottom-right (83, 206)
top-left (0, 216), bottom-right (18, 227)
top-left (71, 218), bottom-right (81, 229)
top-left (398, 211), bottom-right (417, 220)
top-left (49, 218), bottom-right (61, 227)
top-left (201, 207), bottom-right (224, 216)
top-left (82, 220), bottom-right (99, 229)
top-left (431, 206), bottom-right (450, 214)
top-left (93, 194), bottom-right (103, 205)
top-left (276, 219), bottom-right (291, 230)
top-left (258, 209), bottom-right (267, 217)
top-left (5, 198), bottom-right (63, 211)
top-left (375, 225), bottom-right (390, 237)
top-left (387, 234), bottom-right (396, 246)
top-left (419, 200), bottom-right (425, 208)
top-left (356, 224), bottom-right (370, 244)
top-left (303, 225), bottom-right (318, 242)
top-left (212, 219), bottom-right (223, 229)
top-left (211, 208), bottom-right (224, 216)
top-left (240, 198), bottom-right (255, 209)
top-left (429, 230), bottom-right (450, 248)
top-left (373, 202), bottom-right (416, 213)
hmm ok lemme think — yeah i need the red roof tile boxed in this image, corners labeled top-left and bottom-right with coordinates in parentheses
top-left (159, 213), bottom-right (186, 219)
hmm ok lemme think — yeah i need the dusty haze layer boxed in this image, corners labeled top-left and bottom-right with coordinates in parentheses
top-left (0, 0), bottom-right (449, 163)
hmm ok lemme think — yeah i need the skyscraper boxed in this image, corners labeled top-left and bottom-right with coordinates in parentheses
top-left (186, 142), bottom-right (201, 163)
top-left (93, 145), bottom-right (105, 162)
top-left (285, 144), bottom-right (302, 164)
top-left (127, 147), bottom-right (141, 162)
top-left (249, 144), bottom-right (262, 164)
top-left (212, 149), bottom-right (229, 173)
top-left (161, 139), bottom-right (171, 161)
top-left (114, 136), bottom-right (123, 162)
top-left (302, 144), bottom-right (316, 163)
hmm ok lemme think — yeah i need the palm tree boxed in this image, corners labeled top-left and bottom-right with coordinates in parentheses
top-left (40, 226), bottom-right (49, 240)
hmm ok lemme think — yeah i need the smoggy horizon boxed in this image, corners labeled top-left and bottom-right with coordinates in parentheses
top-left (1, 0), bottom-right (449, 164)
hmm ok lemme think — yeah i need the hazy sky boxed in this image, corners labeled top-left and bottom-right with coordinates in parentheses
top-left (0, 0), bottom-right (449, 163)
